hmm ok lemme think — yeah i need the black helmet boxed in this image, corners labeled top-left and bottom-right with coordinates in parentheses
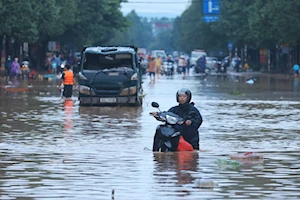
top-left (176, 88), bottom-right (192, 103)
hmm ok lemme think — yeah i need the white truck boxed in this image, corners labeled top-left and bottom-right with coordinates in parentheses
top-left (151, 50), bottom-right (167, 60)
top-left (190, 50), bottom-right (207, 67)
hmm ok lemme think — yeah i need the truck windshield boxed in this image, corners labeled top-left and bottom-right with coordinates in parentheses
top-left (83, 53), bottom-right (134, 71)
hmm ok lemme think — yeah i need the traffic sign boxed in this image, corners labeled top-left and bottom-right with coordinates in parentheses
top-left (203, 0), bottom-right (220, 14)
top-left (203, 15), bottom-right (219, 23)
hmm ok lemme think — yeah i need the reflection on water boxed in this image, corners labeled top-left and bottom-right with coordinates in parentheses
top-left (63, 100), bottom-right (74, 143)
top-left (293, 78), bottom-right (299, 97)
top-left (0, 74), bottom-right (300, 199)
top-left (153, 152), bottom-right (199, 184)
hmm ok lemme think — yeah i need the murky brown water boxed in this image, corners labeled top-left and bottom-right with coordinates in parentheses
top-left (1, 71), bottom-right (300, 199)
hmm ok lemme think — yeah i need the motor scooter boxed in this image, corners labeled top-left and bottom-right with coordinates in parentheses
top-left (150, 102), bottom-right (195, 152)
top-left (20, 61), bottom-right (30, 79)
top-left (194, 64), bottom-right (210, 75)
top-left (160, 62), bottom-right (168, 76)
top-left (165, 62), bottom-right (174, 76)
top-left (217, 59), bottom-right (228, 73)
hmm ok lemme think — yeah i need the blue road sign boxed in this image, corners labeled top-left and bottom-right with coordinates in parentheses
top-left (203, 0), bottom-right (220, 14)
top-left (228, 42), bottom-right (233, 51)
top-left (203, 15), bottom-right (219, 23)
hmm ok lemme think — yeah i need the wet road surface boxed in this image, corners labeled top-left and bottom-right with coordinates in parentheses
top-left (0, 71), bottom-right (300, 199)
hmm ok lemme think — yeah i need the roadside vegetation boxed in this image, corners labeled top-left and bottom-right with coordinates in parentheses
top-left (0, 0), bottom-right (299, 72)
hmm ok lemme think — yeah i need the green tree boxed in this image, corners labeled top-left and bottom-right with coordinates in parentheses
top-left (60, 0), bottom-right (127, 48)
top-left (149, 28), bottom-right (173, 52)
top-left (107, 10), bottom-right (153, 49)
top-left (172, 0), bottom-right (227, 54)
top-left (0, 0), bottom-right (39, 42)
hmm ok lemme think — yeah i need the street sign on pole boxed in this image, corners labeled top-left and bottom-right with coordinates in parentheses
top-left (203, 0), bottom-right (220, 23)
top-left (203, 0), bottom-right (220, 14)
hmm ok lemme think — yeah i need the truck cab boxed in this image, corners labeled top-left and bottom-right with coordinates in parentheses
top-left (78, 46), bottom-right (143, 106)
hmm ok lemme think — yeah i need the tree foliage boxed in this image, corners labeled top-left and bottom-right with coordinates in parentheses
top-left (107, 10), bottom-right (152, 48)
top-left (0, 0), bottom-right (39, 42)
top-left (180, 0), bottom-right (300, 49)
top-left (107, 11), bottom-right (177, 52)
top-left (172, 0), bottom-right (227, 53)
top-left (0, 0), bottom-right (127, 47)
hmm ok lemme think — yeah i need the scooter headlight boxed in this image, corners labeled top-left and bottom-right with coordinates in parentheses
top-left (166, 115), bottom-right (177, 124)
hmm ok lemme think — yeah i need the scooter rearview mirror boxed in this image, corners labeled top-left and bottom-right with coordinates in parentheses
top-left (151, 102), bottom-right (159, 108)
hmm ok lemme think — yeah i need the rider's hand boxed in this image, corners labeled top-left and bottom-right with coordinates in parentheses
top-left (185, 120), bottom-right (192, 126)
top-left (150, 112), bottom-right (158, 116)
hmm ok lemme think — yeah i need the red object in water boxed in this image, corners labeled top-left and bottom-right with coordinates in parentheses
top-left (244, 152), bottom-right (253, 156)
top-left (177, 136), bottom-right (194, 151)
top-left (230, 152), bottom-right (263, 160)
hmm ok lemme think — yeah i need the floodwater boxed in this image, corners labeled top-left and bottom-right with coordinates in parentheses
top-left (0, 71), bottom-right (300, 200)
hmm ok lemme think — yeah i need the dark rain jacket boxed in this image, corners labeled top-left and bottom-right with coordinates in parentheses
top-left (5, 60), bottom-right (12, 70)
top-left (168, 103), bottom-right (203, 150)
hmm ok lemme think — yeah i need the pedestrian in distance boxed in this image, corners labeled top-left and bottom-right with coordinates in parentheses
top-left (178, 55), bottom-right (187, 79)
top-left (186, 56), bottom-right (191, 76)
top-left (147, 57), bottom-right (156, 84)
top-left (293, 63), bottom-right (299, 78)
top-left (51, 54), bottom-right (57, 75)
top-left (200, 56), bottom-right (206, 73)
top-left (182, 56), bottom-right (188, 79)
top-left (5, 55), bottom-right (12, 80)
top-left (140, 56), bottom-right (148, 75)
top-left (11, 57), bottom-right (20, 81)
top-left (155, 55), bottom-right (162, 77)
top-left (58, 64), bottom-right (77, 99)
top-left (56, 53), bottom-right (62, 74)
top-left (234, 55), bottom-right (241, 72)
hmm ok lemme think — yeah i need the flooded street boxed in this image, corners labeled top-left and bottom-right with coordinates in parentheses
top-left (1, 71), bottom-right (300, 199)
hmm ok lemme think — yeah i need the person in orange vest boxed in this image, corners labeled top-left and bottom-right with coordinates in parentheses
top-left (58, 64), bottom-right (76, 98)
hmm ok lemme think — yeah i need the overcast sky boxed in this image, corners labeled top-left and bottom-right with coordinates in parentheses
top-left (121, 0), bottom-right (191, 18)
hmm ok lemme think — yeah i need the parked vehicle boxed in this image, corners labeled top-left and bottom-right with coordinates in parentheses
top-left (190, 50), bottom-right (207, 68)
top-left (78, 46), bottom-right (144, 106)
top-left (151, 50), bottom-right (167, 61)
top-left (205, 57), bottom-right (218, 70)
top-left (194, 64), bottom-right (211, 74)
top-left (217, 56), bottom-right (230, 73)
top-left (151, 102), bottom-right (195, 152)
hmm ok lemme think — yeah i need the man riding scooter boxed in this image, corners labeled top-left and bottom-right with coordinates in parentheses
top-left (151, 88), bottom-right (203, 150)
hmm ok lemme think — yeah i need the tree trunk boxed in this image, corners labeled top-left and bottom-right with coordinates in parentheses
top-left (37, 39), bottom-right (49, 72)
